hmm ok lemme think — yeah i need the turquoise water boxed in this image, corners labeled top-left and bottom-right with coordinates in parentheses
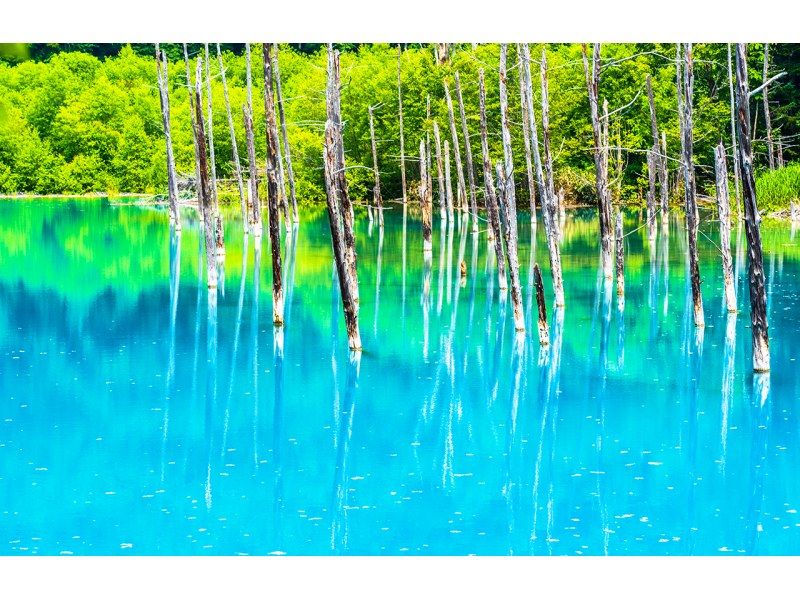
top-left (1, 199), bottom-right (799, 555)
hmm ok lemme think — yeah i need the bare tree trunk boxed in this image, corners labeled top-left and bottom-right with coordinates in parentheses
top-left (646, 73), bottom-right (667, 223)
top-left (243, 104), bottom-right (261, 235)
top-left (676, 43), bottom-right (686, 192)
top-left (734, 44), bottom-right (770, 372)
top-left (444, 81), bottom-right (468, 214)
top-left (714, 142), bottom-right (737, 313)
top-left (327, 45), bottom-right (359, 307)
top-left (660, 130), bottom-right (669, 224)
top-left (444, 140), bottom-right (454, 221)
top-left (533, 263), bottom-right (549, 345)
top-left (155, 44), bottom-right (180, 231)
top-left (454, 72), bottom-right (478, 232)
top-left (192, 60), bottom-right (218, 288)
top-left (540, 47), bottom-right (560, 241)
top-left (682, 43), bottom-right (704, 328)
top-left (524, 44), bottom-right (564, 306)
top-left (478, 68), bottom-right (507, 290)
top-left (324, 124), bottom-right (361, 351)
top-left (419, 139), bottom-right (433, 253)
top-left (204, 43), bottom-right (224, 258)
top-left (273, 44), bottom-right (298, 224)
top-left (517, 44), bottom-right (537, 223)
top-left (646, 149), bottom-right (657, 241)
top-left (433, 121), bottom-right (447, 222)
top-left (763, 43), bottom-right (775, 170)
top-left (776, 132), bottom-right (784, 168)
top-left (368, 105), bottom-right (383, 226)
top-left (498, 46), bottom-right (519, 237)
top-left (183, 44), bottom-right (202, 204)
top-left (216, 44), bottom-right (246, 232)
top-left (581, 43), bottom-right (613, 279)
top-left (496, 162), bottom-right (525, 331)
top-left (727, 44), bottom-right (742, 212)
top-left (615, 210), bottom-right (624, 298)
top-left (397, 46), bottom-right (407, 203)
top-left (262, 43), bottom-right (284, 326)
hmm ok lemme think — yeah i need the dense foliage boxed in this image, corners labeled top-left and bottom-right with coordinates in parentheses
top-left (0, 43), bottom-right (797, 208)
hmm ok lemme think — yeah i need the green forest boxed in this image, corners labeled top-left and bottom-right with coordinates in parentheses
top-left (0, 42), bottom-right (798, 211)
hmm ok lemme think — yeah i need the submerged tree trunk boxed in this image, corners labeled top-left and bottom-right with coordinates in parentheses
top-left (397, 46), bottom-right (407, 203)
top-left (444, 140), bottom-right (454, 221)
top-left (273, 44), bottom-right (298, 224)
top-left (368, 105), bottom-right (383, 226)
top-left (155, 44), bottom-right (180, 231)
top-left (478, 68), bottom-right (507, 290)
top-left (540, 47), bottom-right (559, 241)
top-left (454, 72), bottom-right (478, 232)
top-left (714, 142), bottom-right (737, 313)
top-left (762, 43), bottom-right (775, 170)
top-left (734, 44), bottom-right (770, 372)
top-left (204, 43), bottom-right (224, 258)
top-left (192, 61), bottom-right (218, 289)
top-left (324, 124), bottom-right (362, 351)
top-left (517, 44), bottom-right (537, 223)
top-left (433, 121), bottom-right (447, 222)
top-left (216, 44), bottom-right (246, 231)
top-left (496, 162), bottom-right (525, 331)
top-left (581, 43), bottom-right (613, 279)
top-left (682, 43), bottom-right (704, 328)
top-left (727, 44), bottom-right (742, 212)
top-left (420, 139), bottom-right (433, 253)
top-left (533, 263), bottom-right (549, 345)
top-left (262, 43), bottom-right (284, 326)
top-left (660, 130), bottom-right (669, 223)
top-left (243, 104), bottom-right (261, 234)
top-left (444, 81), bottom-right (468, 214)
top-left (646, 149), bottom-right (657, 241)
top-left (646, 74), bottom-right (667, 223)
top-left (615, 210), bottom-right (624, 299)
top-left (183, 44), bottom-right (202, 204)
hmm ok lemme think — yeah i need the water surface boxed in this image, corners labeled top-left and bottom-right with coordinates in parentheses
top-left (1, 199), bottom-right (799, 555)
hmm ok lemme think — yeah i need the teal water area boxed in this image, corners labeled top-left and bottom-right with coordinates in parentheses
top-left (1, 199), bottom-right (799, 555)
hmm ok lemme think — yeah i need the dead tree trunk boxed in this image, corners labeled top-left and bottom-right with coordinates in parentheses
top-left (444, 140), bottom-right (454, 221)
top-left (660, 130), bottom-right (669, 221)
top-left (615, 210), bottom-right (624, 298)
top-left (517, 44), bottom-right (537, 223)
top-left (646, 149), bottom-right (657, 241)
top-left (727, 44), bottom-right (742, 213)
top-left (433, 121), bottom-right (447, 222)
top-left (533, 263), bottom-right (549, 345)
top-left (203, 44), bottom-right (224, 258)
top-left (478, 68), bottom-right (507, 290)
top-left (714, 142), bottom-right (737, 313)
top-left (368, 105), bottom-right (384, 226)
top-left (454, 72), bottom-right (478, 232)
top-left (535, 46), bottom-right (565, 306)
top-left (763, 43), bottom-right (775, 170)
top-left (243, 104), bottom-right (261, 234)
top-left (155, 44), bottom-right (180, 231)
top-left (262, 43), bottom-right (284, 326)
top-left (646, 74), bottom-right (667, 222)
top-left (327, 45), bottom-right (359, 307)
top-left (420, 139), bottom-right (433, 253)
top-left (183, 44), bottom-right (202, 204)
top-left (734, 44), bottom-right (770, 372)
top-left (216, 44), bottom-right (246, 231)
top-left (496, 162), bottom-right (525, 331)
top-left (581, 43), bottom-right (613, 279)
top-left (444, 81), bottom-right (468, 214)
top-left (397, 46), bottom-right (407, 203)
top-left (324, 123), bottom-right (362, 351)
top-left (273, 44), bottom-right (298, 224)
top-left (682, 43), bottom-right (704, 328)
top-left (192, 60), bottom-right (218, 289)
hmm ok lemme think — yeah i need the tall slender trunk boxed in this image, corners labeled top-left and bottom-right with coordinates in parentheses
top-left (262, 43), bottom-right (284, 325)
top-left (420, 139), bottom-right (433, 253)
top-left (454, 72), bottom-right (478, 232)
top-left (682, 43), bottom-right (704, 327)
top-left (714, 142), bottom-right (737, 313)
top-left (216, 44), bottom-right (246, 231)
top-left (273, 44), bottom-right (298, 224)
top-left (192, 60), bottom-right (218, 289)
top-left (581, 43), bottom-right (613, 279)
top-left (155, 44), bottom-right (180, 231)
top-left (183, 44), bottom-right (202, 204)
top-left (540, 47), bottom-right (558, 240)
top-left (646, 149), bottom-right (657, 241)
top-left (734, 44), bottom-right (770, 372)
top-left (762, 43), bottom-right (775, 170)
top-left (660, 131), bottom-right (670, 221)
top-left (397, 46), bottom-right (407, 203)
top-left (517, 44), bottom-right (537, 223)
top-left (646, 73), bottom-right (667, 222)
top-left (368, 105), bottom-right (383, 226)
top-left (615, 210), bottom-right (624, 299)
top-left (243, 104), bottom-right (261, 234)
top-left (203, 44), bottom-right (224, 257)
top-left (444, 140), bottom-right (455, 221)
top-left (444, 81), bottom-right (467, 213)
top-left (433, 121), bottom-right (447, 222)
top-left (496, 162), bottom-right (525, 331)
top-left (478, 68), bottom-right (507, 290)
top-left (727, 44), bottom-right (742, 212)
